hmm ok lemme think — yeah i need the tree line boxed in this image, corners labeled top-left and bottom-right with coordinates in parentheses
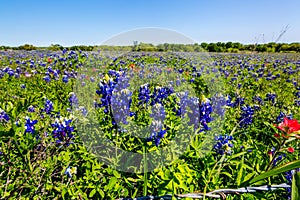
top-left (1, 42), bottom-right (300, 53)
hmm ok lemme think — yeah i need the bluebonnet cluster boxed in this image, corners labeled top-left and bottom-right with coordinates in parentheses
top-left (69, 92), bottom-right (78, 108)
top-left (24, 116), bottom-right (38, 134)
top-left (62, 75), bottom-right (69, 83)
top-left (265, 93), bottom-right (277, 104)
top-left (173, 92), bottom-right (189, 116)
top-left (42, 99), bottom-right (54, 114)
top-left (213, 134), bottom-right (234, 155)
top-left (232, 96), bottom-right (245, 107)
top-left (211, 94), bottom-right (233, 116)
top-left (285, 168), bottom-right (300, 197)
top-left (111, 88), bottom-right (132, 125)
top-left (295, 90), bottom-right (300, 106)
top-left (272, 154), bottom-right (286, 166)
top-left (275, 111), bottom-right (293, 123)
top-left (78, 106), bottom-right (88, 116)
top-left (199, 98), bottom-right (213, 131)
top-left (150, 86), bottom-right (174, 106)
top-left (147, 129), bottom-right (167, 147)
top-left (0, 109), bottom-right (10, 123)
top-left (28, 105), bottom-right (35, 112)
top-left (51, 117), bottom-right (75, 146)
top-left (268, 147), bottom-right (276, 156)
top-left (96, 80), bottom-right (115, 113)
top-left (146, 103), bottom-right (167, 146)
top-left (43, 75), bottom-right (51, 83)
top-left (252, 95), bottom-right (264, 105)
top-left (239, 105), bottom-right (255, 128)
top-left (138, 84), bottom-right (151, 105)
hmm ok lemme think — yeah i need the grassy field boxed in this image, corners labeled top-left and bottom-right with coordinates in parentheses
top-left (0, 50), bottom-right (299, 199)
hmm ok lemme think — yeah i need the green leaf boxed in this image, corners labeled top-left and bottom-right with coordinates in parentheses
top-left (292, 172), bottom-right (300, 200)
top-left (236, 155), bottom-right (244, 186)
top-left (247, 160), bottom-right (300, 185)
top-left (89, 189), bottom-right (96, 198)
top-left (113, 170), bottom-right (121, 178)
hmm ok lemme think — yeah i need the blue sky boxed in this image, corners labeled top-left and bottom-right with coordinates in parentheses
top-left (0, 0), bottom-right (299, 46)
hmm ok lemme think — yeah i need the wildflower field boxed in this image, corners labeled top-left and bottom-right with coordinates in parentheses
top-left (0, 50), bottom-right (300, 199)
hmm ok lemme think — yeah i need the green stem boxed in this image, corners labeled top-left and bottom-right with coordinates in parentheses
top-left (143, 145), bottom-right (148, 196)
top-left (266, 138), bottom-right (287, 171)
top-left (203, 154), bottom-right (226, 200)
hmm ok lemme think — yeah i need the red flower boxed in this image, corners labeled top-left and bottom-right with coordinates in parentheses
top-left (47, 58), bottom-right (52, 63)
top-left (276, 117), bottom-right (300, 135)
top-left (287, 147), bottom-right (295, 153)
top-left (274, 133), bottom-right (280, 138)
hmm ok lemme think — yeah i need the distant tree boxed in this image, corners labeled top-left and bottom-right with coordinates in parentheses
top-left (288, 43), bottom-right (300, 52)
top-left (207, 43), bottom-right (219, 52)
top-left (18, 44), bottom-right (37, 51)
top-left (48, 44), bottom-right (64, 51)
top-left (200, 42), bottom-right (208, 50)
top-left (225, 42), bottom-right (233, 49)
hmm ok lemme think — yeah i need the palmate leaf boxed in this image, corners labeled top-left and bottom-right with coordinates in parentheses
top-left (245, 159), bottom-right (300, 185)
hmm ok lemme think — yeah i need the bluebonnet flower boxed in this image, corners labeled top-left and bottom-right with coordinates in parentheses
top-left (226, 95), bottom-right (234, 107)
top-left (211, 94), bottom-right (227, 116)
top-left (284, 168), bottom-right (300, 198)
top-left (51, 117), bottom-right (75, 146)
top-left (239, 105), bottom-right (255, 128)
top-left (150, 86), bottom-right (173, 106)
top-left (28, 105), bottom-right (35, 112)
top-left (146, 129), bottom-right (167, 147)
top-left (199, 97), bottom-right (213, 131)
top-left (64, 166), bottom-right (77, 178)
top-left (69, 92), bottom-right (78, 108)
top-left (0, 109), bottom-right (10, 123)
top-left (24, 116), bottom-right (38, 134)
top-left (285, 168), bottom-right (300, 185)
top-left (111, 88), bottom-right (133, 125)
top-left (232, 96), bottom-right (245, 107)
top-left (296, 91), bottom-right (300, 99)
top-left (43, 99), bottom-right (54, 114)
top-left (20, 84), bottom-right (26, 89)
top-left (43, 75), bottom-right (51, 83)
top-left (265, 93), bottom-right (277, 104)
top-left (78, 106), bottom-right (88, 116)
top-left (273, 154), bottom-right (286, 166)
top-left (187, 97), bottom-right (200, 130)
top-left (62, 75), bottom-right (69, 83)
top-left (213, 134), bottom-right (234, 155)
top-left (174, 92), bottom-right (189, 117)
top-left (96, 80), bottom-right (116, 113)
top-left (268, 147), bottom-right (276, 156)
top-left (252, 96), bottom-right (264, 105)
top-left (7, 68), bottom-right (15, 76)
top-left (276, 111), bottom-right (293, 123)
top-left (138, 84), bottom-right (151, 105)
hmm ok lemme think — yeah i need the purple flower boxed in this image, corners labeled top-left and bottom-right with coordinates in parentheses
top-left (43, 75), bottom-right (51, 83)
top-left (0, 109), bottom-right (10, 123)
top-left (28, 105), bottom-right (35, 112)
top-left (43, 99), bottom-right (54, 114)
top-left (214, 134), bottom-right (234, 155)
top-left (62, 75), bottom-right (69, 83)
top-left (24, 116), bottom-right (38, 134)
top-left (51, 118), bottom-right (75, 146)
